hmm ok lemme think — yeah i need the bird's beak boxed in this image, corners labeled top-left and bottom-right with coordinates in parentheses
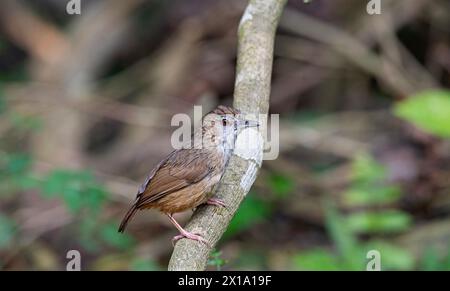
top-left (242, 119), bottom-right (259, 128)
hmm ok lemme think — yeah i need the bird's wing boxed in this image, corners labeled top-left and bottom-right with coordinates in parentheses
top-left (135, 149), bottom-right (213, 207)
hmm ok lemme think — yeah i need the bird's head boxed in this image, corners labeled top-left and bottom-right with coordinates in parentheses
top-left (200, 105), bottom-right (259, 151)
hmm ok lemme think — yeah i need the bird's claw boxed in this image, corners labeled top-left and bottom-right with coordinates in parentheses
top-left (172, 231), bottom-right (210, 247)
top-left (206, 198), bottom-right (227, 209)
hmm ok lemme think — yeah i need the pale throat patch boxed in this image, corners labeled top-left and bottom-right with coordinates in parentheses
top-left (234, 128), bottom-right (263, 193)
top-left (234, 127), bottom-right (263, 165)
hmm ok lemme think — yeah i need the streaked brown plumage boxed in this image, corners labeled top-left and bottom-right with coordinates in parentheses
top-left (118, 105), bottom-right (258, 245)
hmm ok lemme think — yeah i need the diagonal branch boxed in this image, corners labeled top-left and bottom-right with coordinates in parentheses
top-left (168, 0), bottom-right (287, 271)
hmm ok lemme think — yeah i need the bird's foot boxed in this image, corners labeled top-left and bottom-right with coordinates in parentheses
top-left (206, 198), bottom-right (227, 208)
top-left (172, 230), bottom-right (209, 247)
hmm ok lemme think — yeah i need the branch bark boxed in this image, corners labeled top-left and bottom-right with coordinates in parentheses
top-left (168, 0), bottom-right (287, 271)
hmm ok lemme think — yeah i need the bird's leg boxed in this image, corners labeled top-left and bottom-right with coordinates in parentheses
top-left (167, 214), bottom-right (209, 247)
top-left (206, 198), bottom-right (227, 208)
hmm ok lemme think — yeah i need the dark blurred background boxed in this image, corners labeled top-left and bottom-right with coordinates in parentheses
top-left (1, 0), bottom-right (450, 270)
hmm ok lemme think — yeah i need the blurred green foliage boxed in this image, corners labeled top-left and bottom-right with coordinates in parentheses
top-left (293, 249), bottom-right (342, 271)
top-left (343, 153), bottom-right (402, 207)
top-left (0, 153), bottom-right (32, 196)
top-left (0, 150), bottom-right (135, 257)
top-left (41, 170), bottom-right (107, 213)
top-left (343, 153), bottom-right (411, 235)
top-left (346, 211), bottom-right (411, 234)
top-left (208, 250), bottom-right (227, 271)
top-left (37, 169), bottom-right (136, 252)
top-left (224, 172), bottom-right (293, 239)
top-left (293, 153), bottom-right (415, 270)
top-left (99, 223), bottom-right (135, 250)
top-left (420, 246), bottom-right (450, 271)
top-left (394, 90), bottom-right (450, 138)
top-left (224, 194), bottom-right (272, 239)
top-left (268, 173), bottom-right (295, 198)
top-left (0, 101), bottom-right (136, 269)
top-left (0, 214), bottom-right (16, 249)
top-left (9, 112), bottom-right (42, 132)
top-left (293, 202), bottom-right (415, 270)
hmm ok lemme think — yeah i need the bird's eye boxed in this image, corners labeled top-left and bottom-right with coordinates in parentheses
top-left (222, 117), bottom-right (227, 126)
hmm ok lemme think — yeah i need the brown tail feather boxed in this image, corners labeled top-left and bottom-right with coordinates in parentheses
top-left (118, 205), bottom-right (138, 233)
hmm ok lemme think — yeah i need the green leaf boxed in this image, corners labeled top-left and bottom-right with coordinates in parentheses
top-left (324, 200), bottom-right (362, 270)
top-left (18, 174), bottom-right (41, 190)
top-left (293, 249), bottom-right (342, 271)
top-left (83, 187), bottom-right (107, 210)
top-left (346, 152), bottom-right (399, 209)
top-left (63, 188), bottom-right (84, 212)
top-left (394, 90), bottom-right (450, 138)
top-left (6, 153), bottom-right (31, 175)
top-left (268, 174), bottom-right (294, 198)
top-left (100, 223), bottom-right (135, 250)
top-left (41, 170), bottom-right (71, 197)
top-left (0, 215), bottom-right (16, 249)
top-left (0, 153), bottom-right (34, 196)
top-left (79, 218), bottom-right (100, 252)
top-left (224, 195), bottom-right (271, 238)
top-left (346, 210), bottom-right (412, 234)
top-left (40, 170), bottom-right (108, 212)
top-left (363, 240), bottom-right (414, 270)
top-left (420, 246), bottom-right (442, 271)
top-left (351, 153), bottom-right (386, 183)
top-left (343, 185), bottom-right (402, 207)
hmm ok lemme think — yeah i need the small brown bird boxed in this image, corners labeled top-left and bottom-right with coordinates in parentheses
top-left (118, 105), bottom-right (258, 245)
